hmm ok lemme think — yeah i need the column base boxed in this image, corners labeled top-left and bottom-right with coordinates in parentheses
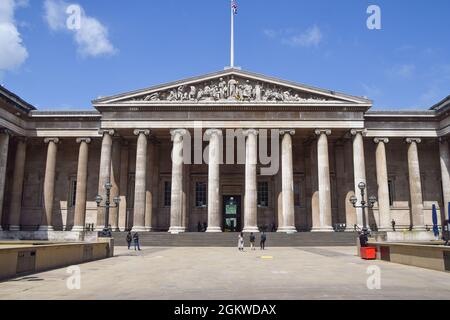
top-left (243, 226), bottom-right (259, 233)
top-left (412, 225), bottom-right (427, 231)
top-left (38, 225), bottom-right (54, 232)
top-left (111, 226), bottom-right (121, 232)
top-left (377, 227), bottom-right (392, 232)
top-left (71, 225), bottom-right (85, 232)
top-left (168, 226), bottom-right (186, 234)
top-left (311, 226), bottom-right (334, 232)
top-left (206, 227), bottom-right (222, 233)
top-left (95, 226), bottom-right (105, 232)
top-left (9, 225), bottom-right (21, 231)
top-left (144, 227), bottom-right (153, 232)
top-left (132, 226), bottom-right (148, 232)
top-left (277, 226), bottom-right (297, 233)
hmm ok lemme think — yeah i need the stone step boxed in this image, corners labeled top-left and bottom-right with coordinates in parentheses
top-left (112, 232), bottom-right (357, 247)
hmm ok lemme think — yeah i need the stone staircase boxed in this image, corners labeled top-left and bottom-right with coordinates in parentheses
top-left (112, 232), bottom-right (357, 247)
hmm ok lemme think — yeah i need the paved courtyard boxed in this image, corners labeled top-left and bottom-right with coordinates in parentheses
top-left (0, 246), bottom-right (449, 300)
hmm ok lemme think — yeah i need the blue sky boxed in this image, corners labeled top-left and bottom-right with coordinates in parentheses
top-left (1, 0), bottom-right (449, 110)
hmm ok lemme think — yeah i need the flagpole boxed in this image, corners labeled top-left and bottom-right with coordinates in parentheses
top-left (230, 0), bottom-right (234, 68)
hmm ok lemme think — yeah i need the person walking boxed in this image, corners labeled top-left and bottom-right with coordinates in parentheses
top-left (260, 232), bottom-right (267, 250)
top-left (126, 231), bottom-right (132, 250)
top-left (238, 232), bottom-right (244, 251)
top-left (133, 232), bottom-right (141, 251)
top-left (249, 232), bottom-right (256, 250)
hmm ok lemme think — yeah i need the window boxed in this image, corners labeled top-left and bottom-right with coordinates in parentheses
top-left (388, 180), bottom-right (394, 207)
top-left (195, 182), bottom-right (207, 207)
top-left (68, 178), bottom-right (77, 207)
top-left (164, 181), bottom-right (171, 207)
top-left (257, 182), bottom-right (269, 207)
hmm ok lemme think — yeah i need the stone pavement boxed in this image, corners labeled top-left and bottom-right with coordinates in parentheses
top-left (0, 246), bottom-right (449, 300)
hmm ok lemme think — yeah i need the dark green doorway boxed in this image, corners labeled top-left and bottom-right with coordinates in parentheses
top-left (223, 196), bottom-right (242, 232)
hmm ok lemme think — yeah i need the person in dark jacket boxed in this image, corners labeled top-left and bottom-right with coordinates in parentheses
top-left (133, 232), bottom-right (141, 251)
top-left (260, 232), bottom-right (267, 250)
top-left (126, 231), bottom-right (132, 250)
top-left (249, 232), bottom-right (256, 250)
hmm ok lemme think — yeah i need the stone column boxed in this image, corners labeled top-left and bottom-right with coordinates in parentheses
top-left (40, 138), bottom-right (59, 231)
top-left (96, 130), bottom-right (114, 231)
top-left (278, 130), bottom-right (296, 233)
top-left (8, 138), bottom-right (26, 231)
top-left (132, 129), bottom-right (150, 232)
top-left (72, 138), bottom-right (91, 232)
top-left (374, 138), bottom-right (391, 231)
top-left (118, 141), bottom-right (129, 231)
top-left (406, 138), bottom-right (425, 230)
top-left (351, 129), bottom-right (368, 228)
top-left (145, 142), bottom-right (155, 232)
top-left (206, 129), bottom-right (222, 233)
top-left (312, 129), bottom-right (333, 232)
top-left (439, 138), bottom-right (450, 221)
top-left (169, 129), bottom-right (187, 233)
top-left (109, 138), bottom-right (121, 231)
top-left (243, 129), bottom-right (259, 233)
top-left (0, 130), bottom-right (10, 231)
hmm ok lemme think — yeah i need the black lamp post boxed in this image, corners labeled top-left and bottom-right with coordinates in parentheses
top-left (349, 182), bottom-right (377, 230)
top-left (95, 181), bottom-right (121, 237)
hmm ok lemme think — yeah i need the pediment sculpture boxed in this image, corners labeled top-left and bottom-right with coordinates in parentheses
top-left (133, 76), bottom-right (332, 103)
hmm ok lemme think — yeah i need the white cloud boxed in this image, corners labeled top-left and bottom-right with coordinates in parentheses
top-left (264, 25), bottom-right (323, 48)
top-left (43, 0), bottom-right (117, 58)
top-left (0, 0), bottom-right (29, 72)
top-left (387, 64), bottom-right (416, 79)
top-left (283, 25), bottom-right (322, 48)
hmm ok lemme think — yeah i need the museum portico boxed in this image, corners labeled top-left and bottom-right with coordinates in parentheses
top-left (0, 68), bottom-right (449, 234)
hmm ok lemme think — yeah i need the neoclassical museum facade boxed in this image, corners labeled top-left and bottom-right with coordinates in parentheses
top-left (0, 68), bottom-right (449, 234)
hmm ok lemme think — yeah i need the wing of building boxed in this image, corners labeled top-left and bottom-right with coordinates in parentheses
top-left (0, 68), bottom-right (449, 234)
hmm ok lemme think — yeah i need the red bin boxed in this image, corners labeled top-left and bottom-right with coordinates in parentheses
top-left (360, 247), bottom-right (377, 260)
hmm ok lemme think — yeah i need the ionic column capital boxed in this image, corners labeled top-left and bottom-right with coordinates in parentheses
top-left (373, 138), bottom-right (389, 144)
top-left (205, 129), bottom-right (223, 139)
top-left (243, 129), bottom-right (259, 137)
top-left (99, 129), bottom-right (115, 137)
top-left (76, 138), bottom-right (92, 144)
top-left (350, 129), bottom-right (368, 137)
top-left (0, 129), bottom-right (12, 136)
top-left (280, 129), bottom-right (295, 136)
top-left (405, 138), bottom-right (422, 144)
top-left (314, 129), bottom-right (331, 136)
top-left (133, 129), bottom-right (151, 136)
top-left (44, 138), bottom-right (60, 144)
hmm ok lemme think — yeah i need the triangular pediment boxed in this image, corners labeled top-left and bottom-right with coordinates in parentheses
top-left (93, 69), bottom-right (371, 106)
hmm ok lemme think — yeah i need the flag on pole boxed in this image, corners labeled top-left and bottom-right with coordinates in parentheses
top-left (232, 0), bottom-right (238, 15)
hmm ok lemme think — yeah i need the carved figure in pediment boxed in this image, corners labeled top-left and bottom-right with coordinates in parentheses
top-left (228, 76), bottom-right (238, 98)
top-left (167, 89), bottom-right (177, 101)
top-left (254, 83), bottom-right (262, 101)
top-left (177, 86), bottom-right (186, 101)
top-left (219, 78), bottom-right (227, 99)
top-left (144, 92), bottom-right (160, 101)
top-left (242, 80), bottom-right (252, 101)
top-left (197, 88), bottom-right (204, 100)
top-left (188, 86), bottom-right (197, 100)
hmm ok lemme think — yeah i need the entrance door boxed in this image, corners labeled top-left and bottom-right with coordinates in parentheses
top-left (223, 196), bottom-right (242, 232)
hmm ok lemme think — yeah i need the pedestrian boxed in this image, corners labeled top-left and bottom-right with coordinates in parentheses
top-left (260, 231), bottom-right (267, 250)
top-left (133, 232), bottom-right (141, 251)
top-left (391, 219), bottom-right (396, 232)
top-left (249, 232), bottom-right (256, 250)
top-left (126, 231), bottom-right (132, 250)
top-left (238, 232), bottom-right (244, 251)
top-left (197, 221), bottom-right (202, 232)
top-left (203, 222), bottom-right (208, 232)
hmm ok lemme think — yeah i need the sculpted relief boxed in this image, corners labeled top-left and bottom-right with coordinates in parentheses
top-left (135, 76), bottom-right (331, 103)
